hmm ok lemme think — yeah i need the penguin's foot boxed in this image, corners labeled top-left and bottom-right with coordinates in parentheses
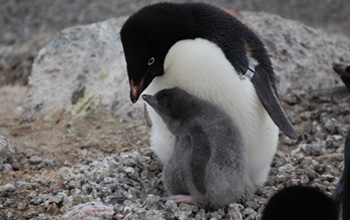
top-left (166, 194), bottom-right (197, 205)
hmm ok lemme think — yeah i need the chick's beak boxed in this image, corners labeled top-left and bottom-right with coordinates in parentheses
top-left (142, 94), bottom-right (158, 107)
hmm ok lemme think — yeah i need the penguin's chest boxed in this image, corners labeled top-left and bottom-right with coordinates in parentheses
top-left (145, 38), bottom-right (264, 142)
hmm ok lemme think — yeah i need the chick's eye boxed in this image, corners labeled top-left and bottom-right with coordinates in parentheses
top-left (148, 57), bottom-right (155, 66)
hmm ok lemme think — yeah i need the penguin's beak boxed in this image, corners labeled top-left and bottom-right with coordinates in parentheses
top-left (332, 63), bottom-right (350, 77)
top-left (142, 94), bottom-right (158, 108)
top-left (130, 79), bottom-right (144, 104)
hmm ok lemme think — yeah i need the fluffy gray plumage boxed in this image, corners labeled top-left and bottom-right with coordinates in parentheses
top-left (142, 87), bottom-right (251, 209)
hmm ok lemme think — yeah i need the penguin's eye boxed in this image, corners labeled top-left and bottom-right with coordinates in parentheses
top-left (147, 57), bottom-right (155, 66)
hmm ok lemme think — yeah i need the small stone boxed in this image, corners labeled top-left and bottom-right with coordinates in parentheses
top-left (282, 93), bottom-right (298, 105)
top-left (178, 203), bottom-right (194, 213)
top-left (195, 209), bottom-right (207, 220)
top-left (243, 207), bottom-right (256, 216)
top-left (228, 204), bottom-right (244, 220)
top-left (301, 143), bottom-right (322, 156)
top-left (244, 201), bottom-right (259, 210)
top-left (4, 199), bottom-right (15, 207)
top-left (103, 177), bottom-right (115, 184)
top-left (18, 202), bottom-right (28, 211)
top-left (31, 195), bottom-right (43, 205)
top-left (29, 155), bottom-right (42, 165)
top-left (47, 202), bottom-right (59, 213)
top-left (125, 167), bottom-right (135, 175)
top-left (44, 159), bottom-right (56, 167)
top-left (27, 191), bottom-right (38, 199)
top-left (53, 193), bottom-right (65, 205)
top-left (149, 161), bottom-right (162, 171)
top-left (121, 156), bottom-right (137, 167)
top-left (144, 194), bottom-right (163, 210)
top-left (287, 111), bottom-right (302, 124)
top-left (0, 136), bottom-right (15, 165)
top-left (165, 199), bottom-right (178, 210)
top-left (175, 210), bottom-right (192, 220)
top-left (1, 163), bottom-right (13, 172)
top-left (24, 208), bottom-right (38, 218)
top-left (4, 183), bottom-right (16, 192)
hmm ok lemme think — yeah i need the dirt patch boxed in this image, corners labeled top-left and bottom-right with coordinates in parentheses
top-left (0, 85), bottom-right (149, 185)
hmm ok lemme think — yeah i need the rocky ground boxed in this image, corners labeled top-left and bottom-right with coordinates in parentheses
top-left (1, 0), bottom-right (350, 219)
top-left (0, 84), bottom-right (349, 219)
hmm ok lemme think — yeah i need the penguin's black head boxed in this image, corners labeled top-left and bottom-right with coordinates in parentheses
top-left (120, 3), bottom-right (198, 103)
top-left (333, 63), bottom-right (350, 91)
top-left (142, 87), bottom-right (192, 120)
top-left (262, 186), bottom-right (338, 220)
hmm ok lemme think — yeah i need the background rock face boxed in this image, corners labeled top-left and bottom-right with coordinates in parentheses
top-left (1, 0), bottom-right (349, 87)
top-left (239, 11), bottom-right (350, 95)
top-left (21, 12), bottom-right (350, 121)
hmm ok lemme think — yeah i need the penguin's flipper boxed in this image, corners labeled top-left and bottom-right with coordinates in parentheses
top-left (251, 65), bottom-right (298, 140)
top-left (189, 125), bottom-right (211, 194)
top-left (331, 177), bottom-right (343, 214)
top-left (341, 129), bottom-right (350, 219)
top-left (144, 103), bottom-right (152, 127)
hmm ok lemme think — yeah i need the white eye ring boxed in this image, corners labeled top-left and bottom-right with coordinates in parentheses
top-left (148, 57), bottom-right (155, 66)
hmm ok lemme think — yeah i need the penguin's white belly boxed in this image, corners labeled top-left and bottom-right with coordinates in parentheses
top-left (143, 38), bottom-right (279, 188)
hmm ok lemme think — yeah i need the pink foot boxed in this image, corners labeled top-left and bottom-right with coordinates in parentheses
top-left (166, 194), bottom-right (197, 206)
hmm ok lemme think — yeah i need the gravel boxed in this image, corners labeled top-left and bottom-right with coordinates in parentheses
top-left (0, 90), bottom-right (349, 219)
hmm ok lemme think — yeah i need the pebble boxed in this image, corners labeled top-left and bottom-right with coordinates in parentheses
top-left (44, 159), bottom-right (56, 167)
top-left (53, 193), bottom-right (65, 205)
top-left (4, 183), bottom-right (16, 192)
top-left (24, 208), bottom-right (38, 218)
top-left (18, 202), bottom-right (28, 211)
top-left (29, 155), bottom-right (42, 165)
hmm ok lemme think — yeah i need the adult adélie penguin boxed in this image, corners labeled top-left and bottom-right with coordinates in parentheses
top-left (120, 2), bottom-right (298, 190)
top-left (332, 62), bottom-right (350, 220)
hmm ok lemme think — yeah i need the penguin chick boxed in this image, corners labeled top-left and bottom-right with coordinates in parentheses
top-left (121, 2), bottom-right (297, 190)
top-left (142, 88), bottom-right (250, 209)
top-left (333, 129), bottom-right (350, 220)
top-left (332, 62), bottom-right (350, 219)
top-left (262, 186), bottom-right (338, 220)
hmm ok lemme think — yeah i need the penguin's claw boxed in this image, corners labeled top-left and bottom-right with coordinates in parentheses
top-left (166, 195), bottom-right (197, 205)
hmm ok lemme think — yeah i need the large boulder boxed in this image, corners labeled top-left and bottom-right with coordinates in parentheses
top-left (239, 11), bottom-right (350, 95)
top-left (21, 12), bottom-right (350, 122)
top-left (21, 17), bottom-right (144, 123)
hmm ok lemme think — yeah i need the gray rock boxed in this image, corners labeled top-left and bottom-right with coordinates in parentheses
top-left (29, 155), bottom-right (42, 165)
top-left (63, 201), bottom-right (114, 220)
top-left (24, 208), bottom-right (38, 219)
top-left (3, 184), bottom-right (16, 192)
top-left (21, 12), bottom-right (350, 122)
top-left (44, 159), bottom-right (56, 167)
top-left (0, 135), bottom-right (15, 172)
top-left (21, 16), bottom-right (144, 123)
top-left (238, 11), bottom-right (350, 95)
